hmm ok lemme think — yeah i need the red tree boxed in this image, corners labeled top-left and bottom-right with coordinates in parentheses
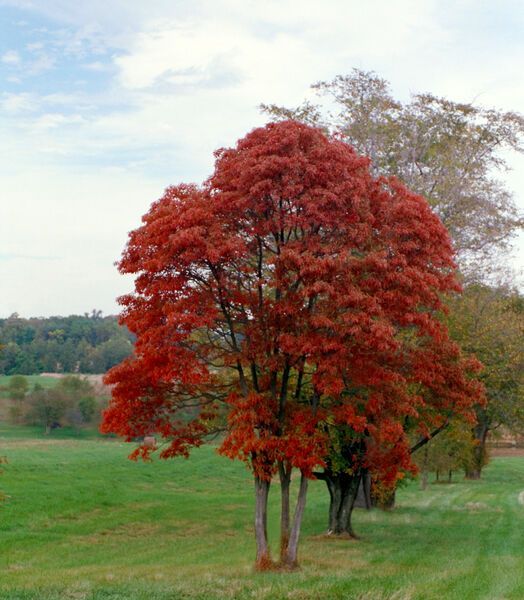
top-left (101, 121), bottom-right (483, 569)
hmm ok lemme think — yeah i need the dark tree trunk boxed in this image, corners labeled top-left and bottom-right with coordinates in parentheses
top-left (281, 471), bottom-right (308, 568)
top-left (326, 476), bottom-right (342, 532)
top-left (354, 470), bottom-right (372, 509)
top-left (465, 422), bottom-right (489, 479)
top-left (317, 439), bottom-right (366, 534)
top-left (254, 477), bottom-right (271, 569)
top-left (278, 462), bottom-right (291, 562)
top-left (324, 471), bottom-right (361, 537)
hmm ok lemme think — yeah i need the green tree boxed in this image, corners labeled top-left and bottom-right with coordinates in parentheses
top-left (414, 421), bottom-right (476, 486)
top-left (7, 375), bottom-right (28, 400)
top-left (57, 376), bottom-right (99, 428)
top-left (78, 396), bottom-right (97, 423)
top-left (56, 375), bottom-right (94, 398)
top-left (27, 387), bottom-right (69, 434)
top-left (447, 285), bottom-right (524, 478)
top-left (7, 374), bottom-right (29, 423)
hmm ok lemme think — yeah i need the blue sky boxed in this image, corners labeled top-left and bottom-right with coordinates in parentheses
top-left (1, 0), bottom-right (523, 317)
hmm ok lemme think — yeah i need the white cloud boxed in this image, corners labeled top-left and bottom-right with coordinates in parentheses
top-left (114, 1), bottom-right (444, 94)
top-left (32, 113), bottom-right (86, 130)
top-left (1, 92), bottom-right (36, 112)
top-left (1, 50), bottom-right (21, 64)
top-left (83, 61), bottom-right (108, 71)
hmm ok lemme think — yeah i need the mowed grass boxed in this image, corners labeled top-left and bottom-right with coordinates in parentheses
top-left (1, 425), bottom-right (524, 600)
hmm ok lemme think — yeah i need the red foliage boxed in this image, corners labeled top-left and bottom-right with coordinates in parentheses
top-left (101, 120), bottom-right (484, 487)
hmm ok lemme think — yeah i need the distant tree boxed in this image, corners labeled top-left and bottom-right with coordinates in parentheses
top-left (7, 375), bottom-right (28, 400)
top-left (414, 421), bottom-right (476, 486)
top-left (0, 342), bottom-right (37, 375)
top-left (27, 387), bottom-right (69, 434)
top-left (57, 376), bottom-right (99, 427)
top-left (447, 285), bottom-right (524, 478)
top-left (56, 375), bottom-right (93, 397)
top-left (6, 374), bottom-right (29, 423)
top-left (261, 69), bottom-right (524, 277)
top-left (78, 396), bottom-right (97, 423)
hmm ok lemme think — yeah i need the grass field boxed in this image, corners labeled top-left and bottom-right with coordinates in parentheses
top-left (1, 424), bottom-right (524, 600)
top-left (0, 375), bottom-right (61, 393)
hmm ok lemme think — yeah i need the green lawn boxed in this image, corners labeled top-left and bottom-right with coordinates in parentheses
top-left (1, 425), bottom-right (523, 600)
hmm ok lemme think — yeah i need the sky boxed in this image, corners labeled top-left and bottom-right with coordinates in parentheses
top-left (1, 0), bottom-right (523, 318)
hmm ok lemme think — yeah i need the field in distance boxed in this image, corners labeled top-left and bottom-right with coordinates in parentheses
top-left (0, 375), bottom-right (60, 394)
top-left (1, 424), bottom-right (524, 600)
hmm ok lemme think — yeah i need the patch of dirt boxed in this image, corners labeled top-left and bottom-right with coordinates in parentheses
top-left (6, 563), bottom-right (27, 572)
top-left (1, 438), bottom-right (77, 449)
top-left (79, 522), bottom-right (162, 544)
top-left (223, 503), bottom-right (245, 509)
top-left (464, 502), bottom-right (488, 511)
top-left (490, 447), bottom-right (524, 457)
top-left (309, 531), bottom-right (360, 541)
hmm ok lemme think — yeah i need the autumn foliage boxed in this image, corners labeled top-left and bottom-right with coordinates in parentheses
top-left (101, 121), bottom-right (483, 568)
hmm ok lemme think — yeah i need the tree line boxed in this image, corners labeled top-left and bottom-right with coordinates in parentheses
top-left (0, 311), bottom-right (134, 375)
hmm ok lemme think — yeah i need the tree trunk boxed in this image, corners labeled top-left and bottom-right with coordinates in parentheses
top-left (324, 472), bottom-right (361, 537)
top-left (281, 472), bottom-right (308, 568)
top-left (326, 476), bottom-right (342, 533)
top-left (465, 422), bottom-right (489, 479)
top-left (337, 474), bottom-right (360, 537)
top-left (254, 477), bottom-right (272, 569)
top-left (354, 470), bottom-right (372, 509)
top-left (279, 462), bottom-right (291, 562)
